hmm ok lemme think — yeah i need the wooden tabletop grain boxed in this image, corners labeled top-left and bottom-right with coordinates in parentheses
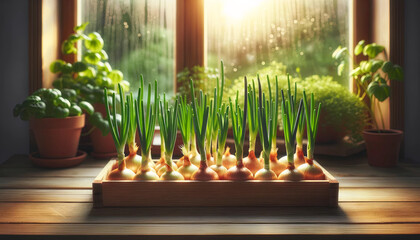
top-left (1, 153), bottom-right (420, 240)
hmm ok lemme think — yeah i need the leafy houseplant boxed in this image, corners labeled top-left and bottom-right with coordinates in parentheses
top-left (50, 22), bottom-right (129, 158)
top-left (333, 40), bottom-right (404, 167)
top-left (13, 88), bottom-right (94, 163)
top-left (228, 62), bottom-right (366, 144)
top-left (176, 65), bottom-right (220, 102)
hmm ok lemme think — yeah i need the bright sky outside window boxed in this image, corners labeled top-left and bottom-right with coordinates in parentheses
top-left (206, 0), bottom-right (350, 87)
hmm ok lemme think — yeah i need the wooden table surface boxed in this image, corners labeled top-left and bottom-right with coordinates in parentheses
top-left (1, 153), bottom-right (420, 240)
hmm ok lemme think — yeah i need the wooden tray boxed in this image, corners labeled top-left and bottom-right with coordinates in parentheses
top-left (93, 160), bottom-right (339, 207)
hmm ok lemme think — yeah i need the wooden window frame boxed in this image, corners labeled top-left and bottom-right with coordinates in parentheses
top-left (29, 0), bottom-right (405, 155)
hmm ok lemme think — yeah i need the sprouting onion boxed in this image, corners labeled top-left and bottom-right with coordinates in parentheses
top-left (176, 96), bottom-right (192, 167)
top-left (254, 77), bottom-right (277, 180)
top-left (243, 80), bottom-right (263, 174)
top-left (158, 94), bottom-right (183, 180)
top-left (176, 96), bottom-right (198, 179)
top-left (104, 84), bottom-right (135, 180)
top-left (189, 124), bottom-right (201, 166)
top-left (267, 76), bottom-right (279, 151)
top-left (133, 78), bottom-right (159, 180)
top-left (210, 104), bottom-right (229, 179)
top-left (222, 147), bottom-right (236, 169)
top-left (279, 74), bottom-right (306, 167)
top-left (278, 90), bottom-right (304, 181)
top-left (124, 93), bottom-right (142, 172)
top-left (156, 95), bottom-right (178, 175)
top-left (226, 77), bottom-right (253, 180)
top-left (297, 91), bottom-right (325, 180)
top-left (190, 79), bottom-right (219, 181)
top-left (209, 61), bottom-right (226, 166)
top-left (204, 94), bottom-right (216, 166)
top-left (258, 76), bottom-right (285, 175)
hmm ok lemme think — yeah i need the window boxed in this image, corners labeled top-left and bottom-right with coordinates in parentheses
top-left (81, 0), bottom-right (176, 97)
top-left (206, 0), bottom-right (350, 87)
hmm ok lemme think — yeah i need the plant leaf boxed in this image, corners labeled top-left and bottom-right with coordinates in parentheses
top-left (337, 61), bottom-right (345, 76)
top-left (370, 60), bottom-right (383, 73)
top-left (361, 74), bottom-right (372, 84)
top-left (367, 80), bottom-right (390, 102)
top-left (354, 40), bottom-right (365, 55)
top-left (363, 43), bottom-right (385, 58)
top-left (74, 22), bottom-right (89, 32)
top-left (332, 46), bottom-right (347, 60)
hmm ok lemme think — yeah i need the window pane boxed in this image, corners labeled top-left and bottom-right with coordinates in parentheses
top-left (206, 0), bottom-right (350, 87)
top-left (81, 0), bottom-right (175, 96)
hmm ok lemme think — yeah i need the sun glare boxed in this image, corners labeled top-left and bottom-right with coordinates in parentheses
top-left (222, 0), bottom-right (262, 20)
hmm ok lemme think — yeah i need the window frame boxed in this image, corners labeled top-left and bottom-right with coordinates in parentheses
top-left (29, 0), bottom-right (405, 152)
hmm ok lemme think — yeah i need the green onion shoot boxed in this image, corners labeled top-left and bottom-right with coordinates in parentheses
top-left (190, 79), bottom-right (219, 180)
top-left (226, 77), bottom-right (253, 180)
top-left (278, 89), bottom-right (304, 181)
top-left (210, 104), bottom-right (229, 179)
top-left (278, 74), bottom-right (306, 167)
top-left (297, 90), bottom-right (325, 180)
top-left (158, 94), bottom-right (183, 180)
top-left (254, 77), bottom-right (277, 180)
top-left (104, 84), bottom-right (135, 180)
top-left (176, 96), bottom-right (198, 179)
top-left (133, 78), bottom-right (160, 180)
top-left (243, 79), bottom-right (263, 174)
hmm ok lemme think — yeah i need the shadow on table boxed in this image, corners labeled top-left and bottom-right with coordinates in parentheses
top-left (87, 205), bottom-right (350, 224)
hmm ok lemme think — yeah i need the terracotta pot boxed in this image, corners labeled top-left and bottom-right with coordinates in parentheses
top-left (363, 129), bottom-right (403, 167)
top-left (90, 128), bottom-right (117, 158)
top-left (89, 103), bottom-right (118, 159)
top-left (30, 115), bottom-right (85, 158)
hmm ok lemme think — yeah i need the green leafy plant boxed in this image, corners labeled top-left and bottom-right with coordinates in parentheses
top-left (177, 66), bottom-right (221, 102)
top-left (13, 88), bottom-right (93, 120)
top-left (51, 22), bottom-right (129, 104)
top-left (50, 22), bottom-right (130, 138)
top-left (228, 61), bottom-right (366, 142)
top-left (333, 40), bottom-right (404, 130)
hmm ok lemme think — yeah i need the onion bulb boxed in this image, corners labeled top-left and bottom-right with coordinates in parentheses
top-left (133, 153), bottom-right (159, 180)
top-left (210, 164), bottom-right (228, 180)
top-left (278, 163), bottom-right (304, 181)
top-left (107, 160), bottom-right (135, 180)
top-left (222, 147), bottom-right (236, 169)
top-left (254, 168), bottom-right (277, 180)
top-left (191, 161), bottom-right (219, 180)
top-left (294, 146), bottom-right (306, 167)
top-left (189, 150), bottom-right (201, 167)
top-left (243, 150), bottom-right (263, 175)
top-left (125, 153), bottom-right (141, 173)
top-left (157, 162), bottom-right (178, 176)
top-left (268, 150), bottom-right (287, 175)
top-left (297, 158), bottom-right (325, 180)
top-left (226, 161), bottom-right (253, 180)
top-left (178, 155), bottom-right (198, 180)
top-left (206, 153), bottom-right (215, 167)
top-left (160, 164), bottom-right (184, 180)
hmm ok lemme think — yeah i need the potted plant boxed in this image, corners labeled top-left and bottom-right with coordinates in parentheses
top-left (50, 22), bottom-right (129, 158)
top-left (227, 62), bottom-right (366, 144)
top-left (13, 88), bottom-right (94, 168)
top-left (333, 40), bottom-right (404, 167)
